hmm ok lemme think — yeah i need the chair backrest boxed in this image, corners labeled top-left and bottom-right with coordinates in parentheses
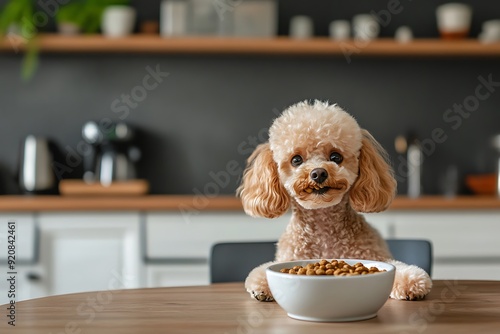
top-left (386, 239), bottom-right (432, 276)
top-left (210, 239), bottom-right (432, 283)
top-left (210, 242), bottom-right (276, 283)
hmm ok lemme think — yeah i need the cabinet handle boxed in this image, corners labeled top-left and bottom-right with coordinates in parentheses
top-left (26, 273), bottom-right (41, 281)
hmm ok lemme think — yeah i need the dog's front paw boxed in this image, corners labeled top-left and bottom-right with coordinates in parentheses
top-left (390, 263), bottom-right (432, 301)
top-left (245, 261), bottom-right (274, 302)
top-left (250, 291), bottom-right (274, 302)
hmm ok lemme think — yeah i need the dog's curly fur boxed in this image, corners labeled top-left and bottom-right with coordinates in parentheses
top-left (237, 100), bottom-right (432, 302)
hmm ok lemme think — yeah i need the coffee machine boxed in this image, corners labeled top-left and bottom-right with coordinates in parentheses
top-left (82, 121), bottom-right (141, 186)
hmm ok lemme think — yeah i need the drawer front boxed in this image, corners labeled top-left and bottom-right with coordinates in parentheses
top-left (0, 214), bottom-right (37, 263)
top-left (432, 261), bottom-right (500, 280)
top-left (146, 212), bottom-right (289, 259)
top-left (392, 212), bottom-right (500, 258)
top-left (146, 264), bottom-right (210, 287)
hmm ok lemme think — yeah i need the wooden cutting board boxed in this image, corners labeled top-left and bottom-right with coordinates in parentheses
top-left (59, 179), bottom-right (149, 196)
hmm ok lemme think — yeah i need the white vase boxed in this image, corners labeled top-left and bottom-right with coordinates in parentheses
top-left (352, 14), bottom-right (379, 41)
top-left (289, 16), bottom-right (314, 39)
top-left (101, 5), bottom-right (137, 38)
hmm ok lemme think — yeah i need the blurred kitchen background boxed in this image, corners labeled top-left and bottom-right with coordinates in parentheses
top-left (0, 0), bottom-right (499, 196)
top-left (1, 0), bottom-right (500, 305)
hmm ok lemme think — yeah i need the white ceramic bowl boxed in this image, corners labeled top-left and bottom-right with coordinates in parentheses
top-left (266, 259), bottom-right (395, 322)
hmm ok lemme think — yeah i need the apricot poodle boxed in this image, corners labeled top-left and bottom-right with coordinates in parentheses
top-left (238, 100), bottom-right (432, 302)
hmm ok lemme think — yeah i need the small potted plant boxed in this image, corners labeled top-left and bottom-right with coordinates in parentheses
top-left (56, 1), bottom-right (85, 35)
top-left (56, 0), bottom-right (130, 35)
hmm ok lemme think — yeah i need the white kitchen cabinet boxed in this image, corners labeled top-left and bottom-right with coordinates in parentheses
top-left (390, 211), bottom-right (500, 280)
top-left (0, 213), bottom-right (37, 263)
top-left (390, 212), bottom-right (500, 257)
top-left (0, 214), bottom-right (41, 305)
top-left (145, 212), bottom-right (290, 286)
top-left (146, 263), bottom-right (209, 287)
top-left (366, 210), bottom-right (500, 280)
top-left (36, 213), bottom-right (143, 296)
top-left (361, 212), bottom-right (395, 238)
top-left (146, 212), bottom-right (289, 259)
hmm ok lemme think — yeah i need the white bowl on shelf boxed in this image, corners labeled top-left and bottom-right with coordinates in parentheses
top-left (266, 259), bottom-right (395, 322)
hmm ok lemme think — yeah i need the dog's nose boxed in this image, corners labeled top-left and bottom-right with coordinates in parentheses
top-left (310, 168), bottom-right (328, 184)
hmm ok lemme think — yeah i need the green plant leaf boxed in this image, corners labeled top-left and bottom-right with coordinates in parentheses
top-left (21, 40), bottom-right (39, 81)
top-left (0, 0), bottom-right (26, 35)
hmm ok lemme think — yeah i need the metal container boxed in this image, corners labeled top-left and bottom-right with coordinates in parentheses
top-left (18, 135), bottom-right (58, 194)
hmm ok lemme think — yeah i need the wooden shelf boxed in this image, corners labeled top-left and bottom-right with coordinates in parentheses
top-left (1, 34), bottom-right (500, 56)
top-left (0, 195), bottom-right (499, 212)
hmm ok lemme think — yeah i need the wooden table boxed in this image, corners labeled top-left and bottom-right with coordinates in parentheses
top-left (1, 281), bottom-right (499, 333)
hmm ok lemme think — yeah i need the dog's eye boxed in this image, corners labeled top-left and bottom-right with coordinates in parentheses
top-left (291, 155), bottom-right (303, 167)
top-left (330, 152), bottom-right (343, 164)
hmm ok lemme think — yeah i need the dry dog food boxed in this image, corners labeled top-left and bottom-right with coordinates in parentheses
top-left (279, 259), bottom-right (386, 276)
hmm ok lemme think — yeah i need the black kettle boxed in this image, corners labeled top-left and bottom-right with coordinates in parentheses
top-left (18, 135), bottom-right (62, 194)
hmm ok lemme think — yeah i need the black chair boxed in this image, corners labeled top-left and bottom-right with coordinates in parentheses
top-left (210, 241), bottom-right (277, 283)
top-left (210, 239), bottom-right (432, 283)
top-left (386, 239), bottom-right (432, 276)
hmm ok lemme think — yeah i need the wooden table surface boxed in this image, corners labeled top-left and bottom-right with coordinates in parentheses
top-left (1, 281), bottom-right (499, 333)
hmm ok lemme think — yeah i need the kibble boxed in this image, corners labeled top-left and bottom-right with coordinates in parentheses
top-left (279, 260), bottom-right (386, 277)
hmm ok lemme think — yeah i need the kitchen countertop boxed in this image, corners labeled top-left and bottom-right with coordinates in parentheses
top-left (0, 195), bottom-right (500, 212)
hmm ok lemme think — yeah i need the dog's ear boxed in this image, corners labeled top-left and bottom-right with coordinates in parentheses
top-left (349, 130), bottom-right (397, 213)
top-left (237, 143), bottom-right (290, 218)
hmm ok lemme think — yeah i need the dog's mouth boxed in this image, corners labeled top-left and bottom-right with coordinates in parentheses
top-left (304, 185), bottom-right (331, 195)
top-left (301, 180), bottom-right (348, 196)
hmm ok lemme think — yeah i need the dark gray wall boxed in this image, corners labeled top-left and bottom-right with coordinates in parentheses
top-left (1, 1), bottom-right (500, 195)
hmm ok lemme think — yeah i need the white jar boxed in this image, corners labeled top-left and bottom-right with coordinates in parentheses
top-left (436, 3), bottom-right (472, 39)
top-left (352, 14), bottom-right (379, 41)
top-left (290, 16), bottom-right (314, 39)
top-left (160, 0), bottom-right (188, 37)
top-left (479, 19), bottom-right (500, 44)
top-left (189, 0), bottom-right (219, 35)
top-left (101, 5), bottom-right (136, 38)
top-left (329, 20), bottom-right (350, 40)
